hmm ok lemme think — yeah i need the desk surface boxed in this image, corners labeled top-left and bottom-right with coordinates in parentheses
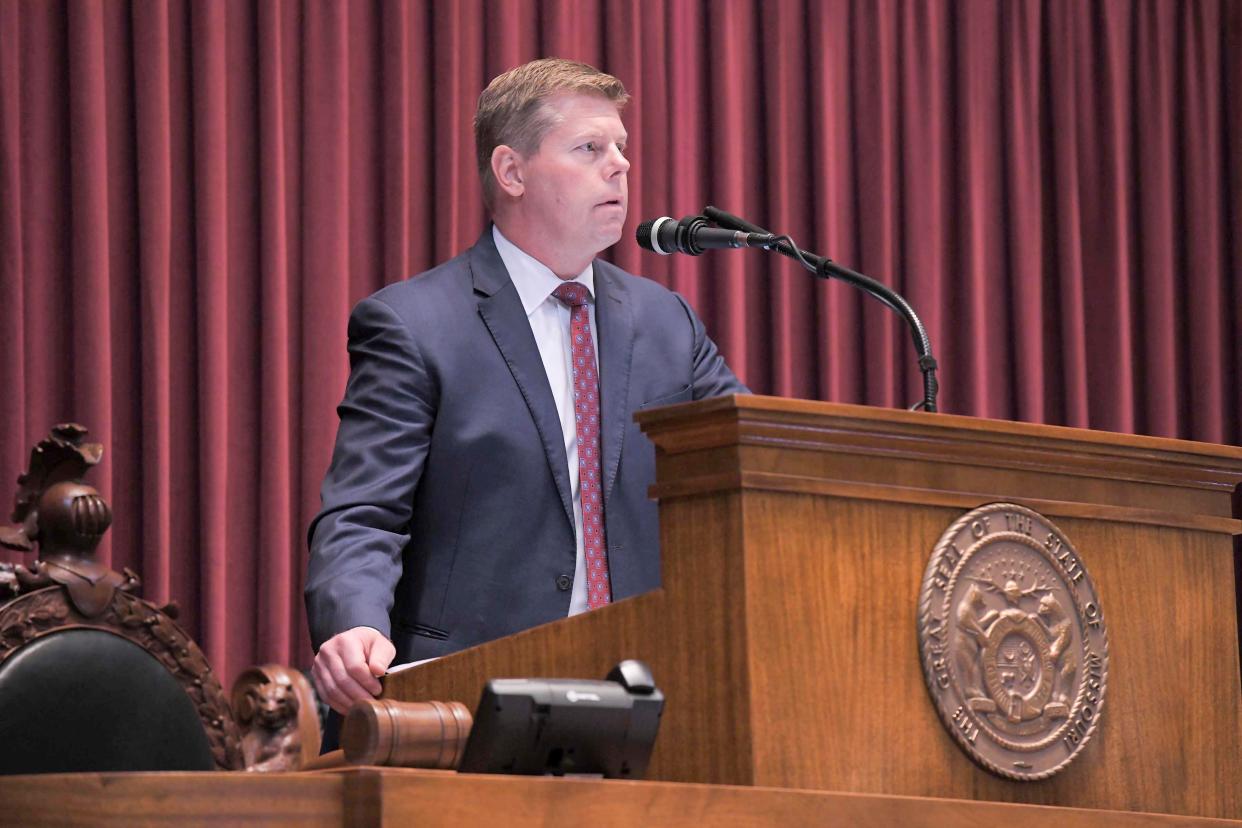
top-left (0, 767), bottom-right (1236, 827)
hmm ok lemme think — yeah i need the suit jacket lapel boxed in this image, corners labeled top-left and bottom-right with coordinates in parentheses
top-left (470, 231), bottom-right (575, 531)
top-left (593, 263), bottom-right (635, 505)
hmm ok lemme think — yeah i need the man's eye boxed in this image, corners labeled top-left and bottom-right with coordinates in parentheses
top-left (581, 142), bottom-right (598, 152)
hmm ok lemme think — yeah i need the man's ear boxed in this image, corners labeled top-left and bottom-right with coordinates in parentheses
top-left (491, 145), bottom-right (525, 198)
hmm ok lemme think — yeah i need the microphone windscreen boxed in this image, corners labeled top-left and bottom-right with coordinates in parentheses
top-left (636, 219), bottom-right (657, 251)
top-left (635, 216), bottom-right (676, 255)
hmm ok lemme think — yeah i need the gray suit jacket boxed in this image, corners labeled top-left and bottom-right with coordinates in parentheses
top-left (306, 229), bottom-right (745, 663)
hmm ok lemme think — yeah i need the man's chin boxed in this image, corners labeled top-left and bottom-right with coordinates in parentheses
top-left (593, 222), bottom-right (626, 251)
top-left (560, 223), bottom-right (625, 261)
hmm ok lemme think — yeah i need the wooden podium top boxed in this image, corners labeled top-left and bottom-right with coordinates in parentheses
top-left (0, 767), bottom-right (1237, 827)
top-left (636, 395), bottom-right (1242, 531)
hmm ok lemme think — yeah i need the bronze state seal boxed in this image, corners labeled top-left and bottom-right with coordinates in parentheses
top-left (918, 503), bottom-right (1108, 780)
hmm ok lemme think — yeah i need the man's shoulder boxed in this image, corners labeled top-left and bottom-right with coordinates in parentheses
top-left (368, 249), bottom-right (475, 311)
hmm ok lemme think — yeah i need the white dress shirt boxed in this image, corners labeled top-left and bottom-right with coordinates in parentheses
top-left (492, 225), bottom-right (599, 617)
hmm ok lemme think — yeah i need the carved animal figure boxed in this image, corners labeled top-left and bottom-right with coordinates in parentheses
top-left (237, 680), bottom-right (301, 772)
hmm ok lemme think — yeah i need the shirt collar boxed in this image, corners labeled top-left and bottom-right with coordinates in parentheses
top-left (492, 225), bottom-right (595, 317)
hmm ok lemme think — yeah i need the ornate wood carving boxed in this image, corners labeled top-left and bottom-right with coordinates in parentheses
top-left (0, 423), bottom-right (132, 616)
top-left (0, 585), bottom-right (244, 770)
top-left (231, 665), bottom-right (321, 772)
top-left (1, 423), bottom-right (104, 555)
top-left (0, 425), bottom-right (244, 770)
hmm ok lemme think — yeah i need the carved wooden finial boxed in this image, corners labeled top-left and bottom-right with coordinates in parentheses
top-left (0, 425), bottom-right (133, 617)
top-left (0, 424), bottom-right (109, 558)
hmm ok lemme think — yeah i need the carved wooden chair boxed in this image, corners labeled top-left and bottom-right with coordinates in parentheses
top-left (0, 425), bottom-right (471, 778)
top-left (0, 425), bottom-right (316, 774)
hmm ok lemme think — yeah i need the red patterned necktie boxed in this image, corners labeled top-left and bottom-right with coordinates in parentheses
top-left (552, 282), bottom-right (611, 609)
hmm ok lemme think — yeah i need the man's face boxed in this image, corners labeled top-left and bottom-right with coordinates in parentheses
top-left (513, 93), bottom-right (630, 263)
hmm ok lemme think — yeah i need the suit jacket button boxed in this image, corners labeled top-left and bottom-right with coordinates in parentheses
top-left (555, 574), bottom-right (572, 591)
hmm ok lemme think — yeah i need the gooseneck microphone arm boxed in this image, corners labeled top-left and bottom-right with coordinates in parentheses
top-left (704, 205), bottom-right (940, 413)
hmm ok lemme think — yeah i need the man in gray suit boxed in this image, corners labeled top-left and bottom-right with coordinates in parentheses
top-left (307, 58), bottom-right (745, 714)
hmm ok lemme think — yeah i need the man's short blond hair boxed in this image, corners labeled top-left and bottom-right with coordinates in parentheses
top-left (474, 58), bottom-right (629, 211)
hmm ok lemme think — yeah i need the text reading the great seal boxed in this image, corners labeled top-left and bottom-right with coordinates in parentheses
top-left (918, 504), bottom-right (1109, 781)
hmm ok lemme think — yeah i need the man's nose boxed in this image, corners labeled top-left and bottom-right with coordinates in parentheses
top-left (606, 145), bottom-right (630, 176)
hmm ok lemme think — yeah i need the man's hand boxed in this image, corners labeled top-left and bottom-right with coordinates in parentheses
top-left (311, 626), bottom-right (396, 714)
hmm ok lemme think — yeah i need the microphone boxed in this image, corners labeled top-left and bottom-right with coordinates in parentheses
top-left (636, 215), bottom-right (777, 256)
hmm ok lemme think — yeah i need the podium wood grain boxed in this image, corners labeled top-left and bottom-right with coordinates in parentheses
top-left (385, 396), bottom-right (1242, 819)
top-left (3, 768), bottom-right (1237, 827)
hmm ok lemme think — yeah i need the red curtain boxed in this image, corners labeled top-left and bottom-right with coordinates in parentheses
top-left (1, 0), bottom-right (1239, 681)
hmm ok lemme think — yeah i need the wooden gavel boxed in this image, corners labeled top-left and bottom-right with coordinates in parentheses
top-left (303, 699), bottom-right (473, 771)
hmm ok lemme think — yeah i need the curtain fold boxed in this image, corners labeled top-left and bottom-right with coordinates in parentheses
top-left (1, 0), bottom-right (1237, 680)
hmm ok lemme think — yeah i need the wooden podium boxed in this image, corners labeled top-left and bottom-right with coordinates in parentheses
top-left (387, 395), bottom-right (1242, 821)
